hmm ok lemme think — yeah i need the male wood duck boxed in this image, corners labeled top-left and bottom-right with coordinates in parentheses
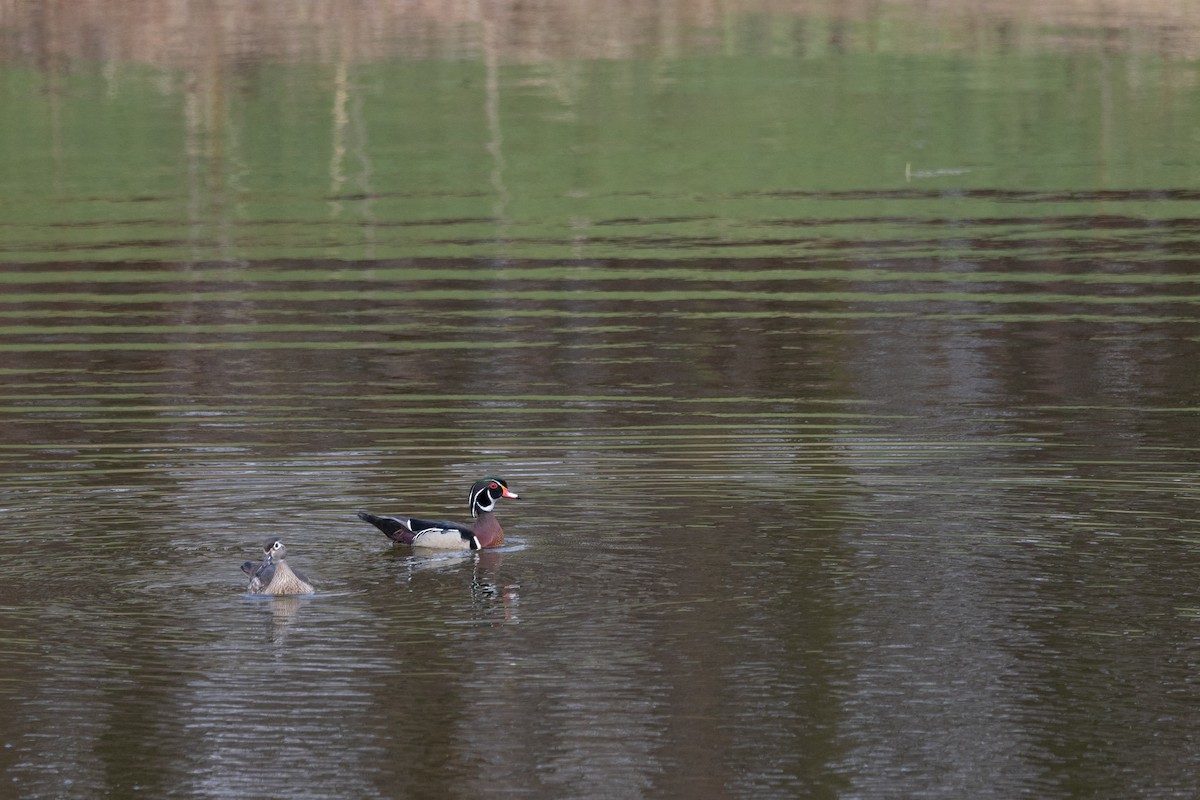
top-left (357, 477), bottom-right (520, 550)
top-left (241, 538), bottom-right (314, 595)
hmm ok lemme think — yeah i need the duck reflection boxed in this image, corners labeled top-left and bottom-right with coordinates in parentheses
top-left (251, 594), bottom-right (306, 648)
top-left (395, 549), bottom-right (520, 624)
top-left (470, 550), bottom-right (519, 624)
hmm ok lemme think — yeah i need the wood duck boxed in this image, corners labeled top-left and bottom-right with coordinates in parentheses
top-left (241, 538), bottom-right (314, 595)
top-left (357, 477), bottom-right (520, 550)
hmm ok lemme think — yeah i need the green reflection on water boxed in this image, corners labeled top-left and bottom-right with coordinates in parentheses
top-left (9, 265), bottom-right (1200, 285)
top-left (3, 39), bottom-right (1199, 263)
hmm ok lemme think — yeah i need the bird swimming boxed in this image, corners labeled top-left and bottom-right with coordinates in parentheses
top-left (241, 538), bottom-right (314, 595)
top-left (357, 477), bottom-right (520, 550)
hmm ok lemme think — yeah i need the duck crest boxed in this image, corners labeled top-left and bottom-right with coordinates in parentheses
top-left (469, 477), bottom-right (518, 518)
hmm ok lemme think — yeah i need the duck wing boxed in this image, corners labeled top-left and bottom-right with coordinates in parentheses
top-left (243, 560), bottom-right (276, 593)
top-left (357, 511), bottom-right (478, 550)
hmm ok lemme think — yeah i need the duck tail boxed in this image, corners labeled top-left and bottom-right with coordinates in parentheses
top-left (357, 511), bottom-right (412, 543)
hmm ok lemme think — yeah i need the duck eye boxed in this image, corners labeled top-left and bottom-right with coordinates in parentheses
top-left (490, 482), bottom-right (499, 489)
top-left (273, 541), bottom-right (283, 550)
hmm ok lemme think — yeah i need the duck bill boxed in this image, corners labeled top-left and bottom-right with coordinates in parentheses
top-left (502, 486), bottom-right (520, 499)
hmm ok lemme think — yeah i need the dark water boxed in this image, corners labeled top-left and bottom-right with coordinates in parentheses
top-left (5, 2), bottom-right (1200, 798)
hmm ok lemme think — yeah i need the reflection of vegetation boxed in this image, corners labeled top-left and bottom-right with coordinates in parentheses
top-left (3, 41), bottom-right (1199, 264)
top-left (3, 0), bottom-right (1200, 67)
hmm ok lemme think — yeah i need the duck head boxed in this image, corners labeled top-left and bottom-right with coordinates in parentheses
top-left (261, 537), bottom-right (287, 566)
top-left (469, 477), bottom-right (519, 518)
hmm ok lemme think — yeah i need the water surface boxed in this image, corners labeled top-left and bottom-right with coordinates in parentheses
top-left (4, 2), bottom-right (1200, 798)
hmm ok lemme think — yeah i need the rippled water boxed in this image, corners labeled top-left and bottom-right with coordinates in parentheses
top-left (5, 2), bottom-right (1200, 798)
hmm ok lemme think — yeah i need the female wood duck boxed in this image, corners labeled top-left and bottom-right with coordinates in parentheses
top-left (241, 538), bottom-right (314, 595)
top-left (357, 477), bottom-right (520, 550)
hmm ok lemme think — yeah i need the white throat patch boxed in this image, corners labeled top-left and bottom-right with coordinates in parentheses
top-left (471, 485), bottom-right (497, 517)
